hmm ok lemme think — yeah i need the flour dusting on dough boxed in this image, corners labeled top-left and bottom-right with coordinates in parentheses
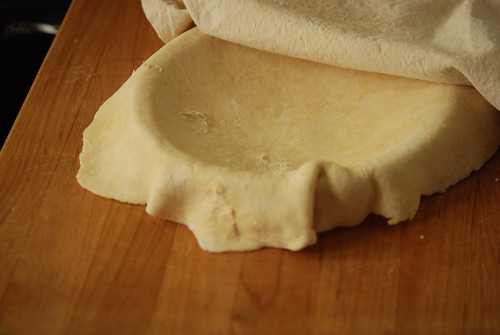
top-left (257, 153), bottom-right (290, 173)
top-left (143, 61), bottom-right (163, 73)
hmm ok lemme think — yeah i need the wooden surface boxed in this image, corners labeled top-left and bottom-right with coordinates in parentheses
top-left (1, 0), bottom-right (499, 334)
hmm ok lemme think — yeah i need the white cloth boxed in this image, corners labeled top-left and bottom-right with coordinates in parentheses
top-left (142, 0), bottom-right (500, 111)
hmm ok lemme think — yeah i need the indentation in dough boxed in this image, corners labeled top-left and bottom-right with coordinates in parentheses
top-left (209, 181), bottom-right (240, 239)
top-left (182, 110), bottom-right (209, 133)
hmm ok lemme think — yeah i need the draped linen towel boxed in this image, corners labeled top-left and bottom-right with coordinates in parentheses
top-left (142, 0), bottom-right (500, 111)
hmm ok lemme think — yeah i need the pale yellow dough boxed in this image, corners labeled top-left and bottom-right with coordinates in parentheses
top-left (77, 28), bottom-right (500, 252)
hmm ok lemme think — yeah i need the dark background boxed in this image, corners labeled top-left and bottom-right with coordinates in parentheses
top-left (1, 0), bottom-right (71, 148)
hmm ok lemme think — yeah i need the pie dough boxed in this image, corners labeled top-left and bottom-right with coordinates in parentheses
top-left (77, 28), bottom-right (500, 252)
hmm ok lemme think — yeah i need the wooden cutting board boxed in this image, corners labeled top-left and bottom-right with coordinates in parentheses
top-left (1, 0), bottom-right (499, 334)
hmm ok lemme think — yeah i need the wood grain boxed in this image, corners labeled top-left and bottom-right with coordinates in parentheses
top-left (0, 0), bottom-right (499, 334)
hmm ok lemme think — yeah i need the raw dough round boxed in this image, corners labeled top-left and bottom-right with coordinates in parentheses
top-left (77, 28), bottom-right (500, 252)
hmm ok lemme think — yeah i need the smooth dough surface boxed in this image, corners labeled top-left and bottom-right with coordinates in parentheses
top-left (77, 28), bottom-right (500, 252)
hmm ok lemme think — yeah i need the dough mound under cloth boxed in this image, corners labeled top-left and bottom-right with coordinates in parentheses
top-left (77, 29), bottom-right (500, 252)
